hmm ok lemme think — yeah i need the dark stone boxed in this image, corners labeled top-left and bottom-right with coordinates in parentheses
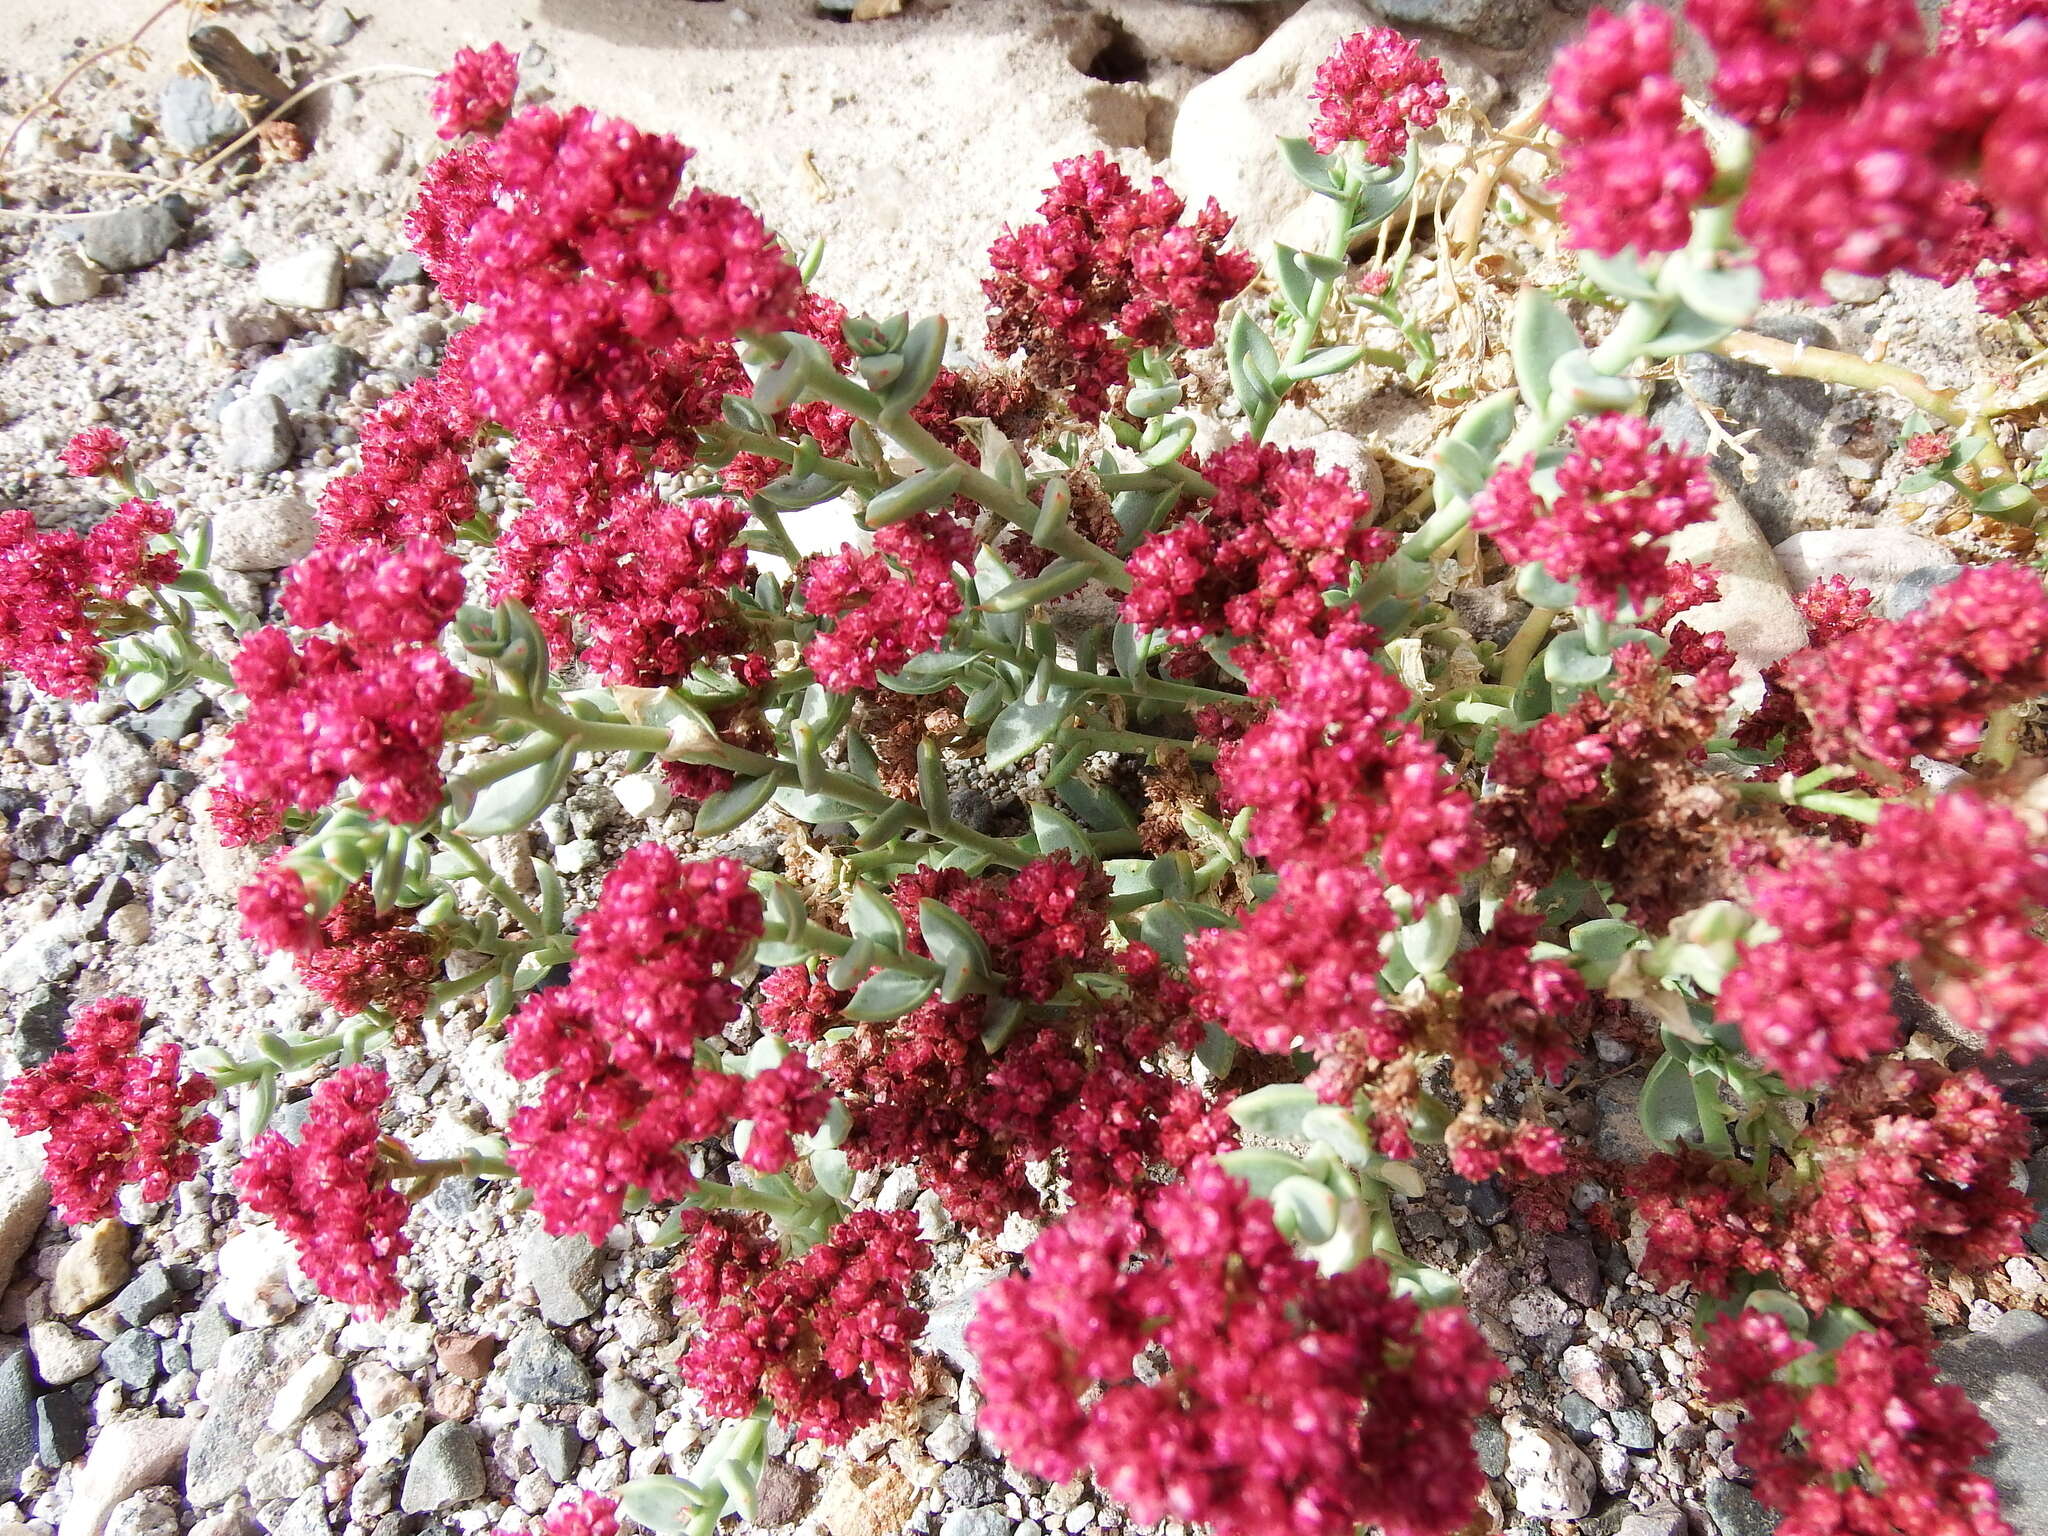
top-left (103, 1329), bottom-right (160, 1390)
top-left (0, 1339), bottom-right (33, 1498)
top-left (2027, 1150), bottom-right (2048, 1257)
top-left (130, 691), bottom-right (211, 743)
top-left (1372, 0), bottom-right (1543, 48)
top-left (188, 1306), bottom-right (234, 1371)
top-left (111, 1261), bottom-right (177, 1326)
top-left (32, 1385), bottom-right (87, 1467)
top-left (377, 252), bottom-right (426, 289)
top-left (1448, 1174), bottom-right (1510, 1224)
top-left (523, 1420), bottom-right (581, 1482)
top-left (159, 1341), bottom-right (191, 1376)
top-left (81, 202), bottom-right (184, 273)
top-left (1936, 1309), bottom-right (2048, 1527)
top-left (1654, 315), bottom-right (1860, 545)
top-left (76, 874), bottom-right (135, 939)
top-left (166, 1263), bottom-right (204, 1292)
top-left (424, 1175), bottom-right (481, 1224)
top-left (1559, 1392), bottom-right (1606, 1437)
top-left (15, 985), bottom-right (71, 1066)
top-left (1543, 1233), bottom-right (1603, 1307)
top-left (938, 1461), bottom-right (1005, 1508)
top-left (498, 1328), bottom-right (593, 1405)
top-left (752, 1459), bottom-right (816, 1526)
top-left (1705, 1477), bottom-right (1780, 1536)
top-left (11, 811), bottom-right (88, 864)
top-left (1473, 1415), bottom-right (1508, 1479)
top-left (1610, 1406), bottom-right (1655, 1450)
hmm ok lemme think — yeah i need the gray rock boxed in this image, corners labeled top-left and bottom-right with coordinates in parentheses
top-left (0, 1338), bottom-right (34, 1497)
top-left (1473, 1415), bottom-right (1508, 1478)
top-left (79, 730), bottom-right (158, 823)
top-left (1506, 1285), bottom-right (1573, 1338)
top-left (401, 1423), bottom-right (485, 1512)
top-left (522, 1419), bottom-right (581, 1482)
top-left (753, 1458), bottom-right (815, 1526)
top-left (105, 1491), bottom-right (180, 1536)
top-left (10, 812), bottom-right (89, 866)
top-left (246, 343), bottom-right (358, 415)
top-left (214, 304), bottom-right (302, 349)
top-left (939, 1510), bottom-right (1014, 1536)
top-left (1620, 1509), bottom-right (1688, 1536)
top-left (78, 874), bottom-right (136, 940)
top-left (522, 1230), bottom-right (601, 1325)
top-left (14, 984), bottom-right (71, 1065)
top-left (130, 691), bottom-right (210, 745)
top-left (599, 1371), bottom-right (657, 1447)
top-left (37, 247), bottom-right (104, 306)
top-left (1884, 564), bottom-right (1966, 619)
top-left (185, 1329), bottom-right (301, 1505)
top-left (1771, 528), bottom-right (1956, 602)
top-left (1373, 0), bottom-right (1542, 47)
top-left (1656, 317), bottom-right (1862, 547)
top-left (1610, 1407), bottom-right (1655, 1450)
top-left (377, 252), bottom-right (425, 289)
top-left (81, 203), bottom-right (182, 273)
top-left (103, 1329), bottom-right (160, 1389)
top-left (0, 917), bottom-right (81, 995)
top-left (0, 1130), bottom-right (52, 1285)
top-left (218, 393), bottom-right (295, 475)
top-left (270, 1488), bottom-right (329, 1536)
top-left (1705, 1477), bottom-right (1780, 1536)
top-left (921, 1280), bottom-right (993, 1378)
top-left (187, 1307), bottom-right (234, 1371)
top-left (257, 245), bottom-right (345, 312)
top-left (312, 5), bottom-right (357, 45)
top-left (158, 76), bottom-right (244, 155)
top-left (2027, 1150), bottom-right (2048, 1256)
top-left (1559, 1392), bottom-right (1607, 1437)
top-left (35, 1385), bottom-right (89, 1467)
top-left (112, 1264), bottom-right (177, 1328)
top-left (209, 494), bottom-right (316, 571)
top-left (498, 1328), bottom-right (593, 1405)
top-left (1936, 1308), bottom-right (2048, 1526)
top-left (939, 1461), bottom-right (1005, 1508)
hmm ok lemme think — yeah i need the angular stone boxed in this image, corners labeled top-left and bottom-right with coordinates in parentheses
top-left (521, 1230), bottom-right (600, 1325)
top-left (0, 1339), bottom-right (33, 1498)
top-left (1705, 1477), bottom-right (1780, 1536)
top-left (37, 247), bottom-right (103, 306)
top-left (35, 1386), bottom-right (89, 1467)
top-left (102, 1330), bottom-right (160, 1390)
top-left (111, 1264), bottom-right (177, 1328)
top-left (521, 1420), bottom-right (581, 1482)
top-left (1503, 1413), bottom-right (1597, 1521)
top-left (185, 1329), bottom-right (301, 1506)
top-left (399, 1422), bottom-right (484, 1513)
top-left (1374, 0), bottom-right (1542, 47)
top-left (77, 730), bottom-right (158, 824)
top-left (0, 1130), bottom-right (51, 1287)
top-left (1936, 1309), bottom-right (2048, 1527)
top-left (158, 76), bottom-right (244, 155)
top-left (246, 343), bottom-right (358, 415)
top-left (28, 1322), bottom-right (103, 1385)
top-left (497, 1328), bottom-right (592, 1406)
top-left (753, 1459), bottom-right (816, 1526)
top-left (256, 245), bottom-right (344, 312)
top-left (267, 1352), bottom-right (343, 1431)
top-left (218, 393), bottom-right (294, 475)
top-left (54, 1220), bottom-right (131, 1316)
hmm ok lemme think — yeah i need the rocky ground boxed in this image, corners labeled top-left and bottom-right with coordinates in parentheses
top-left (1, 3), bottom-right (2046, 1536)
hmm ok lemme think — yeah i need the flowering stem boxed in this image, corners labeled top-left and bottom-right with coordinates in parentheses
top-left (438, 829), bottom-right (549, 940)
top-left (1733, 774), bottom-right (1884, 825)
top-left (1497, 604), bottom-right (1560, 686)
top-left (1068, 726), bottom-right (1218, 763)
top-left (1283, 182), bottom-right (1367, 373)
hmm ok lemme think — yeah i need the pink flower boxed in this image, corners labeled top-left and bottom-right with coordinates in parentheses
top-left (970, 1160), bottom-right (1500, 1536)
top-left (503, 848), bottom-right (821, 1243)
top-left (1721, 790), bottom-right (2048, 1085)
top-left (237, 1065), bottom-right (411, 1315)
top-left (1124, 439), bottom-right (1391, 648)
top-left (1549, 7), bottom-right (1714, 254)
top-left (1476, 416), bottom-right (1716, 617)
top-left (1701, 1313), bottom-right (2011, 1536)
top-left (1307, 30), bottom-right (1450, 163)
top-left (801, 514), bottom-right (968, 693)
top-left (522, 1495), bottom-right (617, 1536)
top-left (224, 628), bottom-right (472, 825)
top-left (282, 537), bottom-right (466, 651)
top-left (207, 785), bottom-right (284, 849)
top-left (60, 428), bottom-right (128, 478)
top-left (1686, 0), bottom-right (1925, 133)
top-left (238, 860), bottom-right (321, 954)
top-left (0, 997), bottom-right (219, 1224)
top-left (295, 884), bottom-right (444, 1023)
top-left (0, 501), bottom-right (179, 700)
top-left (985, 154), bottom-right (1255, 420)
top-left (674, 1208), bottom-right (930, 1442)
top-left (316, 370), bottom-right (480, 545)
top-left (1218, 623), bottom-right (1478, 896)
top-left (1781, 563), bottom-right (2048, 770)
top-left (431, 42), bottom-right (519, 138)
